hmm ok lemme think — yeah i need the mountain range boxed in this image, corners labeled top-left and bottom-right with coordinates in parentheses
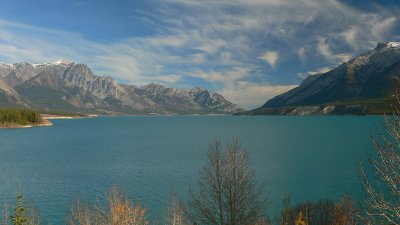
top-left (3, 41), bottom-right (399, 116)
top-left (242, 42), bottom-right (400, 115)
top-left (0, 60), bottom-right (242, 115)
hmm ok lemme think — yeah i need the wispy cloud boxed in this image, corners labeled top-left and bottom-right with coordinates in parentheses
top-left (192, 67), bottom-right (252, 84)
top-left (0, 0), bottom-right (399, 109)
top-left (297, 47), bottom-right (306, 62)
top-left (298, 66), bottom-right (332, 79)
top-left (220, 81), bottom-right (297, 109)
top-left (342, 27), bottom-right (358, 49)
top-left (259, 51), bottom-right (279, 69)
top-left (371, 16), bottom-right (396, 40)
top-left (316, 37), bottom-right (352, 64)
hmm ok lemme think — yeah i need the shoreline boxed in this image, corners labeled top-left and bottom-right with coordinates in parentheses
top-left (0, 119), bottom-right (53, 129)
top-left (0, 113), bottom-right (382, 129)
top-left (41, 114), bottom-right (98, 120)
top-left (0, 114), bottom-right (97, 129)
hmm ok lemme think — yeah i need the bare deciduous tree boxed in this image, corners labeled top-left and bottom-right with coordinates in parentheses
top-left (360, 102), bottom-right (400, 225)
top-left (1, 202), bottom-right (11, 225)
top-left (190, 139), bottom-right (267, 225)
top-left (68, 196), bottom-right (101, 225)
top-left (26, 204), bottom-right (41, 225)
top-left (164, 196), bottom-right (191, 225)
top-left (278, 194), bottom-right (356, 225)
top-left (332, 195), bottom-right (356, 225)
top-left (68, 186), bottom-right (147, 225)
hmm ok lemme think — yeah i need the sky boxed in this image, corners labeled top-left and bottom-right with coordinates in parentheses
top-left (0, 0), bottom-right (399, 109)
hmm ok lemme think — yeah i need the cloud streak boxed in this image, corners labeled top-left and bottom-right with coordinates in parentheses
top-left (259, 51), bottom-right (279, 69)
top-left (220, 82), bottom-right (297, 109)
top-left (0, 1), bottom-right (399, 108)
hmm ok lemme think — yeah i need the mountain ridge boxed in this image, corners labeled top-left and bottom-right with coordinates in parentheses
top-left (0, 60), bottom-right (242, 115)
top-left (241, 42), bottom-right (400, 115)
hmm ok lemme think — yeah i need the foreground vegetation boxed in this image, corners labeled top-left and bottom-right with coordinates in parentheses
top-left (0, 138), bottom-right (373, 225)
top-left (278, 195), bottom-right (356, 225)
top-left (0, 109), bottom-right (43, 127)
top-left (2, 103), bottom-right (400, 224)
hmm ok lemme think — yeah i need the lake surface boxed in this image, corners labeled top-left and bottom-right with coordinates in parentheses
top-left (0, 116), bottom-right (383, 224)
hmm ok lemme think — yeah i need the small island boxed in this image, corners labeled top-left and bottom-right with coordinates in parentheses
top-left (0, 109), bottom-right (52, 128)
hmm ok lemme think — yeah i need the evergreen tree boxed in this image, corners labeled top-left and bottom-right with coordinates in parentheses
top-left (10, 192), bottom-right (28, 225)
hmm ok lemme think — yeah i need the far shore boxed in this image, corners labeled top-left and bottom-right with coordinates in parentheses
top-left (0, 113), bottom-right (231, 129)
top-left (0, 114), bottom-right (98, 129)
top-left (41, 114), bottom-right (98, 120)
top-left (0, 119), bottom-right (53, 129)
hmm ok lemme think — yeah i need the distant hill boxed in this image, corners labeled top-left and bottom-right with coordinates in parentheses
top-left (242, 42), bottom-right (400, 115)
top-left (0, 60), bottom-right (242, 115)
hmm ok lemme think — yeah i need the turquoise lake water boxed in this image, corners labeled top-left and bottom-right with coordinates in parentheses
top-left (0, 116), bottom-right (383, 224)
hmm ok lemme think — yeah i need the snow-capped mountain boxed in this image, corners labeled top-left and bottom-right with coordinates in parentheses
top-left (246, 42), bottom-right (400, 115)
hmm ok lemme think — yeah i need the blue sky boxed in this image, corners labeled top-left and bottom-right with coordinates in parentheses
top-left (0, 0), bottom-right (399, 109)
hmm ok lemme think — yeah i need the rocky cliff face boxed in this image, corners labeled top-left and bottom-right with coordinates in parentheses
top-left (0, 60), bottom-right (242, 114)
top-left (0, 76), bottom-right (23, 106)
top-left (131, 84), bottom-right (242, 114)
top-left (256, 42), bottom-right (400, 114)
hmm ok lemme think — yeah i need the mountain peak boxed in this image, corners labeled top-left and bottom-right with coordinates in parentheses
top-left (140, 83), bottom-right (166, 95)
top-left (260, 41), bottom-right (400, 113)
top-left (387, 42), bottom-right (400, 47)
top-left (141, 83), bottom-right (166, 89)
top-left (53, 59), bottom-right (73, 66)
top-left (14, 62), bottom-right (31, 66)
top-left (191, 87), bottom-right (205, 92)
top-left (375, 42), bottom-right (400, 50)
top-left (31, 59), bottom-right (74, 68)
top-left (0, 62), bottom-right (13, 67)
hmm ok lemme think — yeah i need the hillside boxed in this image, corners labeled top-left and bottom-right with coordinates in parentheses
top-left (243, 42), bottom-right (400, 115)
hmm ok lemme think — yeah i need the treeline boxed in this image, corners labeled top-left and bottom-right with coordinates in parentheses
top-left (0, 109), bottom-right (42, 127)
top-left (278, 194), bottom-right (356, 225)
